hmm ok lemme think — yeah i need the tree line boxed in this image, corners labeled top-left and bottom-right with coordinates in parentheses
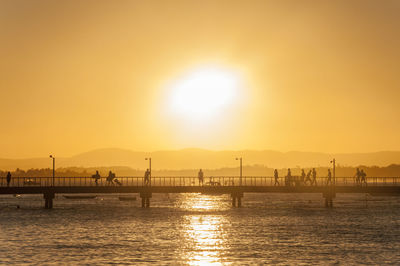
top-left (1, 164), bottom-right (400, 177)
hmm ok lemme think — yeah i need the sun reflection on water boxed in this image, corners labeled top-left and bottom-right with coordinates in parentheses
top-left (177, 194), bottom-right (231, 265)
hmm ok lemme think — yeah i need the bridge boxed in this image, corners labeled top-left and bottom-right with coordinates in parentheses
top-left (1, 176), bottom-right (400, 209)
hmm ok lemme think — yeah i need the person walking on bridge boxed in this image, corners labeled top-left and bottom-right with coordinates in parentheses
top-left (360, 169), bottom-right (367, 186)
top-left (92, 170), bottom-right (101, 186)
top-left (6, 171), bottom-right (11, 187)
top-left (305, 170), bottom-right (312, 185)
top-left (144, 169), bottom-right (150, 186)
top-left (286, 168), bottom-right (292, 186)
top-left (311, 168), bottom-right (317, 186)
top-left (326, 169), bottom-right (332, 185)
top-left (274, 169), bottom-right (279, 186)
top-left (107, 171), bottom-right (115, 186)
top-left (198, 169), bottom-right (204, 186)
top-left (300, 169), bottom-right (306, 185)
top-left (355, 168), bottom-right (361, 185)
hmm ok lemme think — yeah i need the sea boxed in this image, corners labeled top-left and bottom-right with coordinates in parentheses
top-left (1, 193), bottom-right (399, 265)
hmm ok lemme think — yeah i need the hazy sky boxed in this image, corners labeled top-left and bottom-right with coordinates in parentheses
top-left (1, 0), bottom-right (399, 158)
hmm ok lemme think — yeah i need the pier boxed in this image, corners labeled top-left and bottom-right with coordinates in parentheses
top-left (1, 176), bottom-right (400, 209)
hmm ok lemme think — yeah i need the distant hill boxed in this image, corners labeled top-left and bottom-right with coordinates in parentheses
top-left (0, 148), bottom-right (400, 171)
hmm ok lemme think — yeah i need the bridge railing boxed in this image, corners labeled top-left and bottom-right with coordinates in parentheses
top-left (0, 176), bottom-right (399, 187)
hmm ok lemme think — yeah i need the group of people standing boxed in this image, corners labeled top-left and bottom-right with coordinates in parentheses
top-left (355, 168), bottom-right (367, 186)
top-left (274, 168), bottom-right (319, 186)
top-left (273, 168), bottom-right (368, 186)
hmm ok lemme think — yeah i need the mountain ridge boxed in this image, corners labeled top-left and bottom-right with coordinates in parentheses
top-left (1, 148), bottom-right (400, 170)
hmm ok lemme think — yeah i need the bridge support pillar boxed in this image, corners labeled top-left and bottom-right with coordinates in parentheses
top-left (43, 192), bottom-right (55, 209)
top-left (231, 192), bottom-right (243, 208)
top-left (232, 196), bottom-right (236, 207)
top-left (322, 188), bottom-right (336, 208)
top-left (324, 198), bottom-right (334, 208)
top-left (141, 197), bottom-right (145, 208)
top-left (140, 192), bottom-right (152, 208)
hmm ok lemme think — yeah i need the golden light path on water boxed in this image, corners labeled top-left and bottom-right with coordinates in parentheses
top-left (177, 194), bottom-right (231, 265)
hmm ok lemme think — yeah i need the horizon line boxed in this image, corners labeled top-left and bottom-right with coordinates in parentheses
top-left (1, 147), bottom-right (400, 160)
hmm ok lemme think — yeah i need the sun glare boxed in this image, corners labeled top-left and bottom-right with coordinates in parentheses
top-left (169, 67), bottom-right (241, 121)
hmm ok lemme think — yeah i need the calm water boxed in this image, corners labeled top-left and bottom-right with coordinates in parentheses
top-left (1, 193), bottom-right (400, 265)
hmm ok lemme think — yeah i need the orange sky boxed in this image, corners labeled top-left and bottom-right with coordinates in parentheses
top-left (1, 0), bottom-right (399, 158)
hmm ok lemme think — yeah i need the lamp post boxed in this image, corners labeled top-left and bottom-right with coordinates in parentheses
top-left (236, 157), bottom-right (242, 186)
top-left (145, 157), bottom-right (151, 185)
top-left (49, 155), bottom-right (55, 186)
top-left (330, 158), bottom-right (336, 185)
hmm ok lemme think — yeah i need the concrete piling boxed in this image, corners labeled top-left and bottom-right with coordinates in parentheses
top-left (322, 188), bottom-right (336, 208)
top-left (141, 197), bottom-right (146, 208)
top-left (140, 191), bottom-right (152, 208)
top-left (231, 192), bottom-right (243, 208)
top-left (43, 192), bottom-right (55, 209)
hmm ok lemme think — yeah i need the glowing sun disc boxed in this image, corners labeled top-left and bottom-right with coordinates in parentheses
top-left (169, 67), bottom-right (241, 120)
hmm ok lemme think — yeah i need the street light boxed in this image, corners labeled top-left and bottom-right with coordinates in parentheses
top-left (49, 155), bottom-right (55, 186)
top-left (236, 157), bottom-right (242, 186)
top-left (145, 157), bottom-right (151, 185)
top-left (330, 158), bottom-right (336, 185)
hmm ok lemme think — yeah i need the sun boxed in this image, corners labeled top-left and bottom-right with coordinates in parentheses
top-left (168, 67), bottom-right (241, 121)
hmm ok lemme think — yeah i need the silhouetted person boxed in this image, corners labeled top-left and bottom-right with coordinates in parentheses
top-left (6, 172), bottom-right (11, 187)
top-left (327, 169), bottom-right (332, 185)
top-left (305, 170), bottom-right (312, 185)
top-left (360, 169), bottom-right (367, 186)
top-left (311, 168), bottom-right (317, 186)
top-left (300, 169), bottom-right (306, 185)
top-left (355, 168), bottom-right (361, 185)
top-left (144, 169), bottom-right (150, 186)
top-left (198, 169), bottom-right (204, 186)
top-left (107, 171), bottom-right (115, 185)
top-left (286, 168), bottom-right (292, 186)
top-left (92, 170), bottom-right (101, 186)
top-left (274, 169), bottom-right (279, 186)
